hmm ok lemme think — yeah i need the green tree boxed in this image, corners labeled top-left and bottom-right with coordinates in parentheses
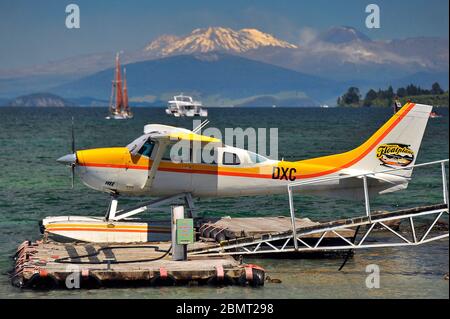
top-left (431, 82), bottom-right (444, 95)
top-left (341, 87), bottom-right (361, 106)
top-left (363, 89), bottom-right (377, 106)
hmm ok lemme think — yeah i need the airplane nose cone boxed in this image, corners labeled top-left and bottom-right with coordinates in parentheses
top-left (57, 153), bottom-right (77, 165)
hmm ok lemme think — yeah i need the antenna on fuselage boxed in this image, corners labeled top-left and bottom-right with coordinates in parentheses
top-left (193, 119), bottom-right (210, 134)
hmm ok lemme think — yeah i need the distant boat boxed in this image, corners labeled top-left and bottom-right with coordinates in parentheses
top-left (430, 111), bottom-right (442, 119)
top-left (321, 104), bottom-right (329, 108)
top-left (165, 94), bottom-right (208, 117)
top-left (106, 53), bottom-right (133, 120)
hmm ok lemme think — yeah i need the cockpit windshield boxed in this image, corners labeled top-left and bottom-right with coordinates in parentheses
top-left (247, 151), bottom-right (269, 163)
top-left (138, 140), bottom-right (155, 157)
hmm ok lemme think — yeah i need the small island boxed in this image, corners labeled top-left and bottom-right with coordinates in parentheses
top-left (6, 93), bottom-right (74, 107)
top-left (337, 82), bottom-right (449, 108)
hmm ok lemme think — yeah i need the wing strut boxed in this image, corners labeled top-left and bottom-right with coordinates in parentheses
top-left (106, 193), bottom-right (193, 221)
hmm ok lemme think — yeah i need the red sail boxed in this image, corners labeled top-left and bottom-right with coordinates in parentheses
top-left (115, 53), bottom-right (123, 113)
top-left (123, 67), bottom-right (129, 112)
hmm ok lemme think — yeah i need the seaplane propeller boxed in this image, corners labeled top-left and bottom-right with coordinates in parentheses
top-left (57, 117), bottom-right (78, 189)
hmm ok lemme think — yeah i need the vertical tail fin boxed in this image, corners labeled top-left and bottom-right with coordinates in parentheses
top-left (350, 103), bottom-right (432, 177)
top-left (297, 103), bottom-right (433, 197)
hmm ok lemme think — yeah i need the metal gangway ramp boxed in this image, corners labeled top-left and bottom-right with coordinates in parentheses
top-left (190, 160), bottom-right (449, 257)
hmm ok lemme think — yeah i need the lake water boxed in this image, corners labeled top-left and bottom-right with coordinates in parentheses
top-left (0, 106), bottom-right (448, 298)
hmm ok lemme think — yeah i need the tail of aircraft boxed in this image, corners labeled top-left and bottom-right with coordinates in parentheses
top-left (348, 103), bottom-right (432, 176)
top-left (343, 102), bottom-right (432, 194)
top-left (300, 103), bottom-right (433, 196)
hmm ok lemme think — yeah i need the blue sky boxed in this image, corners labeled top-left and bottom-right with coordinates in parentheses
top-left (0, 0), bottom-right (448, 69)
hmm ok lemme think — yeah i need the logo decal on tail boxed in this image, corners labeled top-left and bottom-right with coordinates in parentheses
top-left (376, 143), bottom-right (414, 167)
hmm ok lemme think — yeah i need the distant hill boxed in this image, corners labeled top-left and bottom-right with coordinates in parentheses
top-left (52, 53), bottom-right (340, 106)
top-left (7, 93), bottom-right (73, 107)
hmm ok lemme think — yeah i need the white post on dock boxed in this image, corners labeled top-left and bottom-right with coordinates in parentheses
top-left (288, 186), bottom-right (299, 251)
top-left (363, 176), bottom-right (372, 223)
top-left (171, 205), bottom-right (187, 261)
top-left (442, 162), bottom-right (449, 205)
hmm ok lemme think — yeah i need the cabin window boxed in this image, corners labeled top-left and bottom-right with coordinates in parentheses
top-left (222, 152), bottom-right (241, 165)
top-left (137, 140), bottom-right (155, 157)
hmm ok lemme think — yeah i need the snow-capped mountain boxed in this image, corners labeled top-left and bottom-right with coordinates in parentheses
top-left (139, 26), bottom-right (448, 83)
top-left (143, 27), bottom-right (298, 57)
top-left (0, 26), bottom-right (447, 99)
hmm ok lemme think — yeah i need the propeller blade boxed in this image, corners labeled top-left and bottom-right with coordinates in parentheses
top-left (71, 164), bottom-right (75, 189)
top-left (70, 117), bottom-right (76, 189)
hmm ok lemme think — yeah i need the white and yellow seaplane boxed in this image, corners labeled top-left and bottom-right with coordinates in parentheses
top-left (44, 102), bottom-right (432, 242)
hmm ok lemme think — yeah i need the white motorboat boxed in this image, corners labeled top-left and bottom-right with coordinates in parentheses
top-left (166, 94), bottom-right (208, 117)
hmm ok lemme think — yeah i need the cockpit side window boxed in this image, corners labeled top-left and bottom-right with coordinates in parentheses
top-left (137, 140), bottom-right (155, 157)
top-left (248, 151), bottom-right (268, 164)
top-left (222, 152), bottom-right (241, 165)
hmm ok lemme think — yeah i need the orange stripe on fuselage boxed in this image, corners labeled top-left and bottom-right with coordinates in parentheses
top-left (76, 103), bottom-right (415, 180)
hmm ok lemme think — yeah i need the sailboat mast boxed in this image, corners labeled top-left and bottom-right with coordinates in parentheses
top-left (108, 79), bottom-right (115, 113)
top-left (115, 53), bottom-right (123, 113)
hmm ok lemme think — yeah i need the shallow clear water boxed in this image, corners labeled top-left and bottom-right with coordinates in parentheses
top-left (0, 107), bottom-right (448, 298)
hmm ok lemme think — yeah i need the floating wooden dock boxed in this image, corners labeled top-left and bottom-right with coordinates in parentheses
top-left (11, 240), bottom-right (265, 289)
top-left (13, 203), bottom-right (448, 289)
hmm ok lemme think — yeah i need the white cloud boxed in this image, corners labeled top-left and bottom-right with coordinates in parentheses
top-left (297, 27), bottom-right (319, 45)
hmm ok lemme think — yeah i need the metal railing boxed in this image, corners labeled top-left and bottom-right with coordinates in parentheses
top-left (287, 159), bottom-right (449, 250)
